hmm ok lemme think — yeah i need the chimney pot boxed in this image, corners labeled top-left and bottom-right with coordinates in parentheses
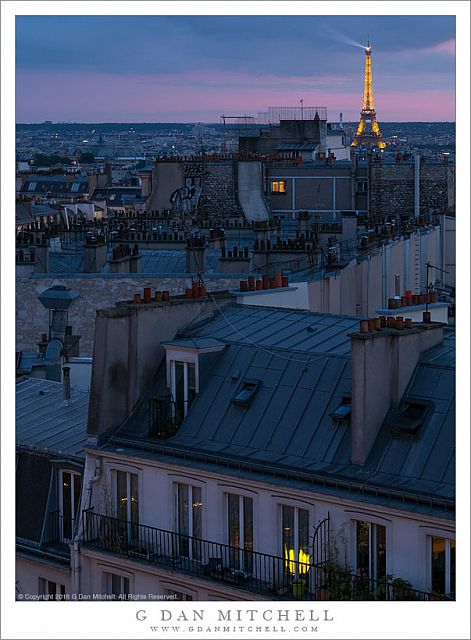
top-left (367, 318), bottom-right (376, 332)
top-left (133, 293), bottom-right (142, 304)
top-left (162, 291), bottom-right (170, 302)
top-left (155, 291), bottom-right (163, 302)
top-left (379, 316), bottom-right (386, 328)
top-left (404, 318), bottom-right (413, 329)
top-left (423, 311), bottom-right (431, 323)
top-left (360, 319), bottom-right (370, 333)
top-left (387, 317), bottom-right (396, 329)
top-left (395, 316), bottom-right (404, 330)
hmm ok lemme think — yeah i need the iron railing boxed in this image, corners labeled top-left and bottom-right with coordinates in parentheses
top-left (82, 510), bottom-right (449, 601)
top-left (148, 396), bottom-right (184, 438)
top-left (43, 511), bottom-right (76, 551)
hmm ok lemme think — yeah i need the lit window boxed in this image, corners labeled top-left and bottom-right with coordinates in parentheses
top-left (355, 521), bottom-right (387, 580)
top-left (114, 470), bottom-right (139, 546)
top-left (271, 181), bottom-right (287, 194)
top-left (281, 505), bottom-right (310, 577)
top-left (175, 483), bottom-right (203, 560)
top-left (227, 494), bottom-right (253, 573)
top-left (430, 537), bottom-right (455, 597)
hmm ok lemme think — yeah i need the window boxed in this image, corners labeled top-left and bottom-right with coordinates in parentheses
top-left (356, 180), bottom-right (367, 194)
top-left (389, 399), bottom-right (430, 437)
top-left (281, 505), bottom-right (310, 577)
top-left (430, 537), bottom-right (455, 597)
top-left (163, 588), bottom-right (193, 601)
top-left (355, 521), bottom-right (387, 580)
top-left (227, 494), bottom-right (253, 572)
top-left (38, 578), bottom-right (65, 597)
top-left (114, 470), bottom-right (139, 545)
top-left (59, 470), bottom-right (81, 542)
top-left (102, 572), bottom-right (130, 598)
top-left (115, 471), bottom-right (139, 523)
top-left (271, 180), bottom-right (287, 194)
top-left (330, 395), bottom-right (351, 423)
top-left (232, 380), bottom-right (260, 407)
top-left (171, 361), bottom-right (197, 418)
top-left (175, 483), bottom-right (203, 559)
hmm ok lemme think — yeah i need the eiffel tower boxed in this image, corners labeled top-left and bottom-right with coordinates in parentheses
top-left (351, 41), bottom-right (386, 149)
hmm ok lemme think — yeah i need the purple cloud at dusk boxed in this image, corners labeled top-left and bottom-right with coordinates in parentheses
top-left (16, 15), bottom-right (455, 122)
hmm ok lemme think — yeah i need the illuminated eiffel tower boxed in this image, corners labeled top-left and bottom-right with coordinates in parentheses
top-left (351, 41), bottom-right (386, 149)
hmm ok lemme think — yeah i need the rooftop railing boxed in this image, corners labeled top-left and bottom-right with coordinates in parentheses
top-left (82, 510), bottom-right (449, 601)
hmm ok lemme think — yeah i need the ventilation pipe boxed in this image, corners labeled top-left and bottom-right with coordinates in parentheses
top-left (63, 366), bottom-right (71, 406)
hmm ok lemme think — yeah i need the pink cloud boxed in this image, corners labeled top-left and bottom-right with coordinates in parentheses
top-left (16, 70), bottom-right (455, 123)
top-left (424, 39), bottom-right (455, 54)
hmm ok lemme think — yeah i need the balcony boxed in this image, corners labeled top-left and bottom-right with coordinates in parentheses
top-left (148, 396), bottom-right (183, 439)
top-left (82, 510), bottom-right (447, 601)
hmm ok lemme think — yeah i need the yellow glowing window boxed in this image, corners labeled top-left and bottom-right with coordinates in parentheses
top-left (271, 181), bottom-right (286, 194)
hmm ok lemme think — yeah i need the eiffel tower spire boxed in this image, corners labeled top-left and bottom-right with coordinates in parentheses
top-left (351, 42), bottom-right (386, 149)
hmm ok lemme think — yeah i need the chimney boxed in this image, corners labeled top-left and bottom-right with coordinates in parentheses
top-left (350, 321), bottom-right (445, 465)
top-left (186, 236), bottom-right (207, 274)
top-left (341, 211), bottom-right (357, 242)
top-left (33, 234), bottom-right (49, 274)
top-left (84, 235), bottom-right (107, 273)
top-left (63, 366), bottom-right (71, 406)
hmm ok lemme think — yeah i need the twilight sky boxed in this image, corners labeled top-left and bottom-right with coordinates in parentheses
top-left (15, 15), bottom-right (455, 123)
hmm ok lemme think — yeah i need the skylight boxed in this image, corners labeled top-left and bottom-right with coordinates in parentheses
top-left (232, 379), bottom-right (261, 407)
top-left (389, 399), bottom-right (431, 437)
top-left (330, 395), bottom-right (351, 423)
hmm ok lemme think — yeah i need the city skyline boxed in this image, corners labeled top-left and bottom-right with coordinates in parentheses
top-left (16, 15), bottom-right (455, 123)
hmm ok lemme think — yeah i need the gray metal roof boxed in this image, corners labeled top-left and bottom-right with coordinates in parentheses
top-left (112, 308), bottom-right (454, 509)
top-left (185, 304), bottom-right (359, 355)
top-left (16, 377), bottom-right (89, 459)
top-left (166, 331), bottom-right (454, 502)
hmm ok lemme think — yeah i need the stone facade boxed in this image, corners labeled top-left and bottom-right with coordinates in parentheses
top-left (199, 160), bottom-right (243, 217)
top-left (369, 161), bottom-right (449, 218)
top-left (16, 274), bottom-right (240, 356)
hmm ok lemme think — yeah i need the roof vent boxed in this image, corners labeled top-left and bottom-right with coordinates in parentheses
top-left (232, 379), bottom-right (261, 407)
top-left (389, 398), bottom-right (431, 437)
top-left (330, 395), bottom-right (351, 424)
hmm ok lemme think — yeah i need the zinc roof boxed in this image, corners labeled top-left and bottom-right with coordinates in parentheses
top-left (16, 377), bottom-right (88, 459)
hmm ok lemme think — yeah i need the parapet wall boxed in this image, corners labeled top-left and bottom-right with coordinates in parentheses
top-left (16, 275), bottom-right (239, 355)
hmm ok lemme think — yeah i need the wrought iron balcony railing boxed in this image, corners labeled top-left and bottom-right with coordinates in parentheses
top-left (82, 510), bottom-right (449, 601)
top-left (148, 396), bottom-right (184, 439)
top-left (42, 511), bottom-right (76, 553)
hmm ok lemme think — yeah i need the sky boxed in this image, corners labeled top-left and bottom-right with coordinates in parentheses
top-left (15, 15), bottom-right (456, 123)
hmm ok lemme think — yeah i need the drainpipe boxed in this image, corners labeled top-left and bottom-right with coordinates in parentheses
top-left (414, 154), bottom-right (420, 219)
top-left (72, 457), bottom-right (102, 597)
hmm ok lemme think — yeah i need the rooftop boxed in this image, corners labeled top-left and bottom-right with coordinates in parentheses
top-left (108, 308), bottom-right (454, 513)
top-left (16, 377), bottom-right (89, 459)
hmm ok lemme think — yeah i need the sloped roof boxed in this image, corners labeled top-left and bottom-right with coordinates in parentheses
top-left (111, 307), bottom-right (454, 511)
top-left (16, 377), bottom-right (88, 459)
top-left (184, 304), bottom-right (358, 355)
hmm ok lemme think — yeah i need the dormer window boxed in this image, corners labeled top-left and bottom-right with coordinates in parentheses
top-left (162, 338), bottom-right (225, 420)
top-left (171, 360), bottom-right (196, 418)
